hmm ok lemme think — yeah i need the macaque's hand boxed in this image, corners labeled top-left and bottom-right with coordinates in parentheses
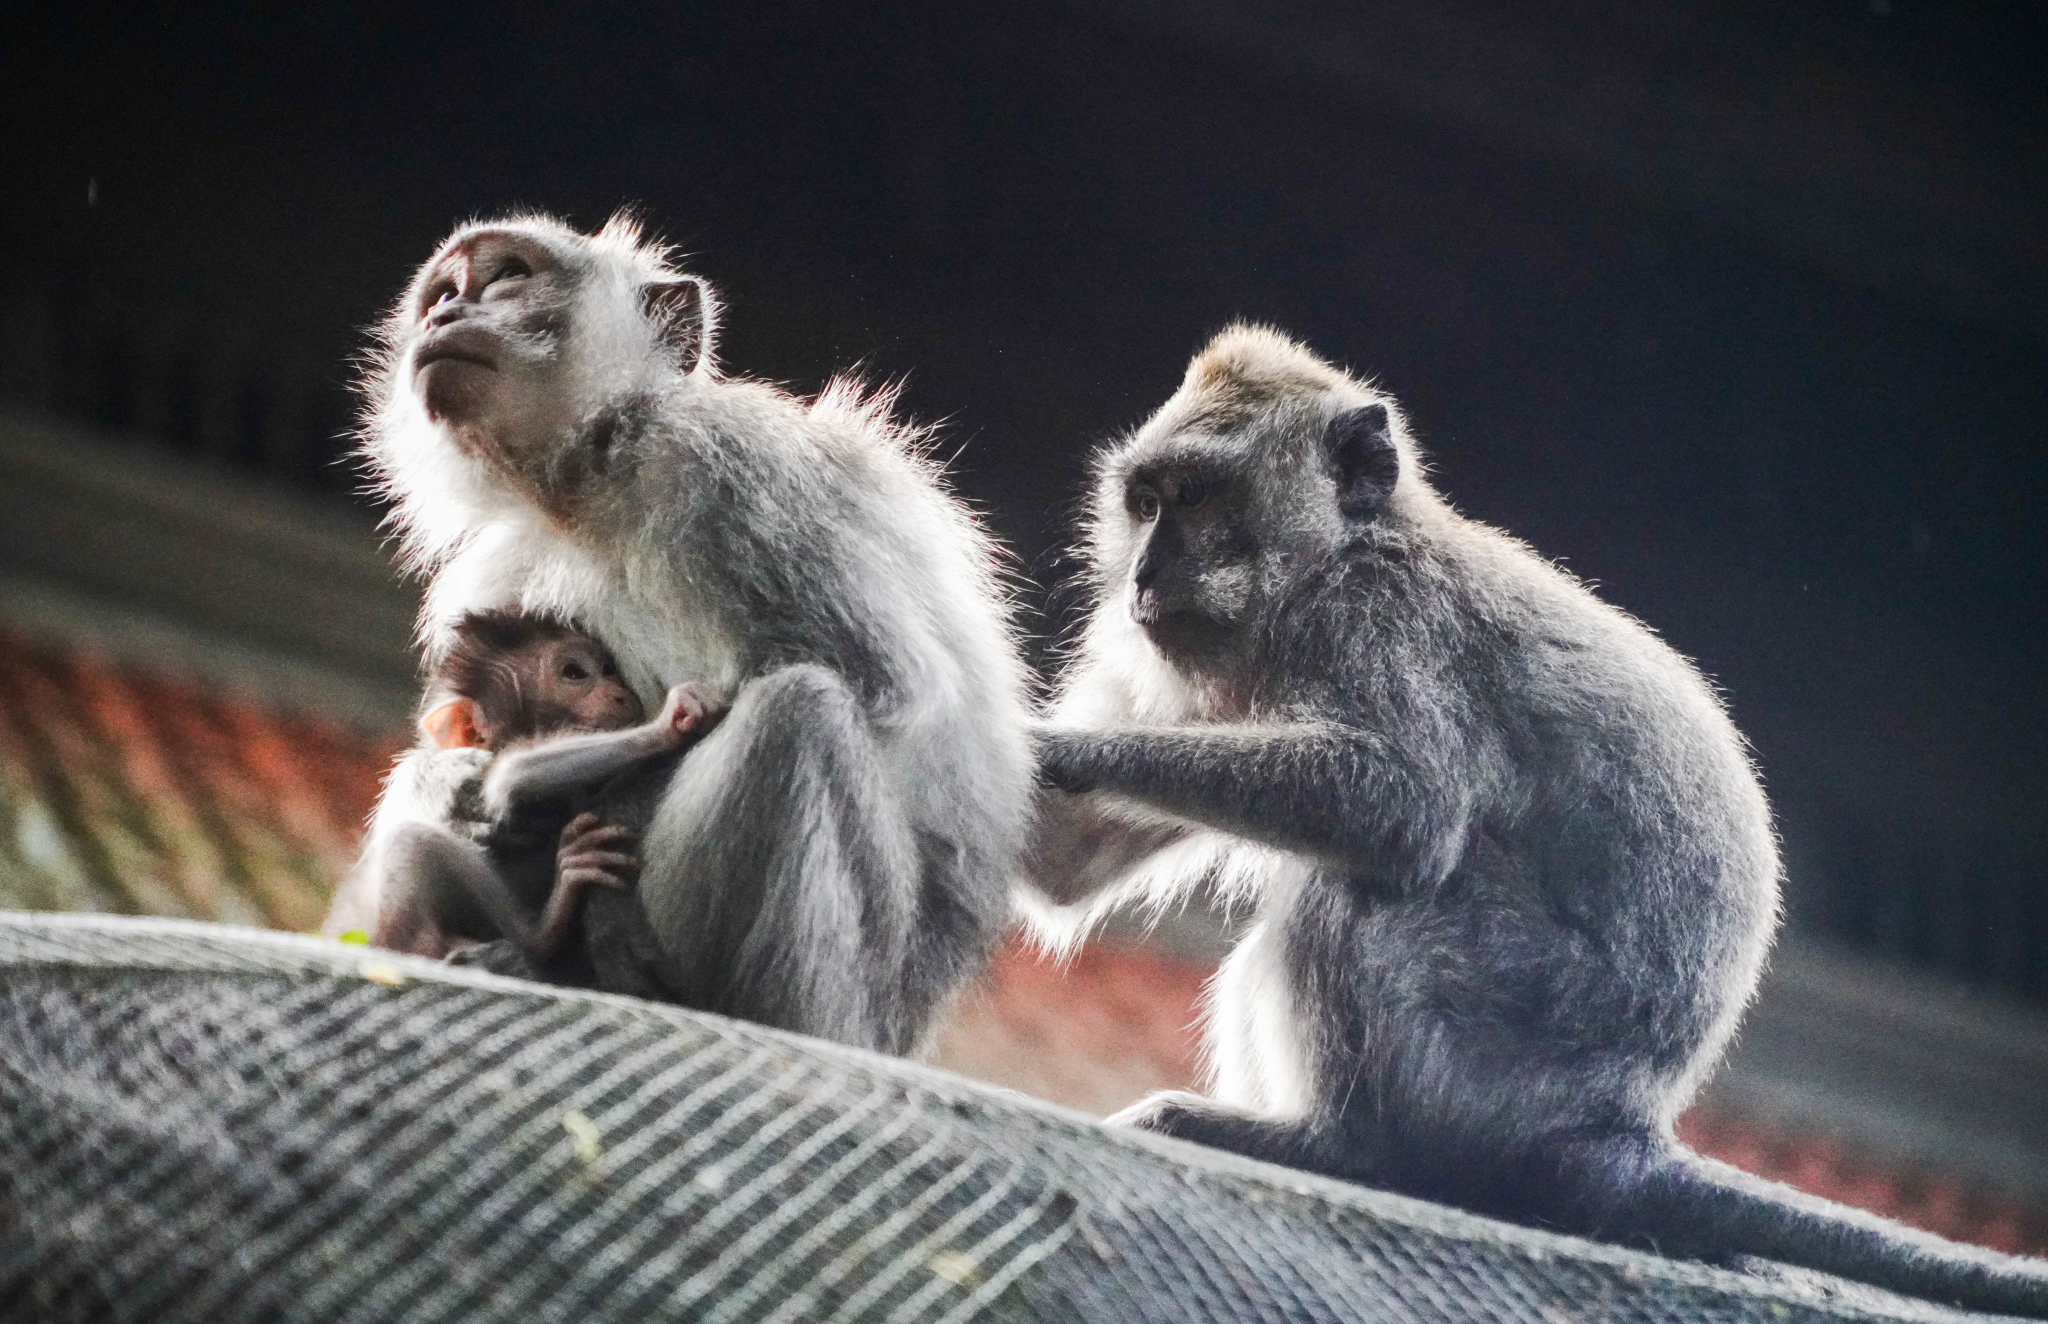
top-left (654, 682), bottom-right (728, 750)
top-left (526, 813), bottom-right (643, 959)
top-left (554, 812), bottom-right (641, 894)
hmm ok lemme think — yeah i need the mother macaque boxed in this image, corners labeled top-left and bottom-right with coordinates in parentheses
top-left (327, 213), bottom-right (1032, 1056)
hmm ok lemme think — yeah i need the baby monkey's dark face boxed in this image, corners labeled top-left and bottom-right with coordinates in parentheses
top-left (497, 635), bottom-right (644, 746)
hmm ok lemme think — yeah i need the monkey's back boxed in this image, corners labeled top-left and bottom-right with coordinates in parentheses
top-left (1371, 511), bottom-right (1781, 1111)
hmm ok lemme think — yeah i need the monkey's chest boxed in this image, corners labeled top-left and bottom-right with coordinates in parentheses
top-left (479, 775), bottom-right (654, 900)
top-left (481, 769), bottom-right (674, 999)
top-left (581, 595), bottom-right (743, 712)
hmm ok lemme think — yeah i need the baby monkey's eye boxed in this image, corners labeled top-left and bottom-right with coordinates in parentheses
top-left (1131, 489), bottom-right (1161, 521)
top-left (561, 661), bottom-right (590, 682)
top-left (490, 258), bottom-right (531, 283)
top-left (1178, 478), bottom-right (1208, 507)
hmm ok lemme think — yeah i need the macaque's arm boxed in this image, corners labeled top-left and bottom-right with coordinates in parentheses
top-left (1035, 720), bottom-right (1476, 893)
top-left (1019, 788), bottom-right (1192, 906)
top-left (482, 683), bottom-right (724, 821)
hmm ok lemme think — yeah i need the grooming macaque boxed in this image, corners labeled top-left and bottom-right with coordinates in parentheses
top-left (327, 212), bottom-right (1032, 1055)
top-left (1024, 325), bottom-right (2048, 1314)
top-left (368, 611), bottom-right (720, 980)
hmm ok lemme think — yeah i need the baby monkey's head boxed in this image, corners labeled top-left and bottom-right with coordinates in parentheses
top-left (421, 610), bottom-right (642, 751)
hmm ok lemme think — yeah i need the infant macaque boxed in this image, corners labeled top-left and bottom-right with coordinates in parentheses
top-left (371, 610), bottom-right (721, 979)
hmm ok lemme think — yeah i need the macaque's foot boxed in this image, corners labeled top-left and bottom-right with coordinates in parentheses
top-left (656, 682), bottom-right (728, 749)
top-left (447, 939), bottom-right (539, 979)
top-left (1106, 1091), bottom-right (1318, 1171)
top-left (555, 812), bottom-right (641, 893)
top-left (1106, 1090), bottom-right (1215, 1137)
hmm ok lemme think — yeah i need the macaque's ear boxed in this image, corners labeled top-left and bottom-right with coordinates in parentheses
top-left (1326, 403), bottom-right (1401, 519)
top-left (421, 699), bottom-right (487, 750)
top-left (643, 276), bottom-right (715, 374)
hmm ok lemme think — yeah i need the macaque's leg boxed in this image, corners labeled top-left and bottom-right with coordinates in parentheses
top-left (1109, 1092), bottom-right (1328, 1172)
top-left (636, 664), bottom-right (922, 1053)
top-left (527, 813), bottom-right (639, 956)
top-left (446, 939), bottom-right (542, 980)
top-left (371, 822), bottom-right (525, 958)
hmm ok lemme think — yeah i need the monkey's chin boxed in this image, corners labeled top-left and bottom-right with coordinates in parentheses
top-left (415, 360), bottom-right (496, 424)
top-left (1138, 610), bottom-right (1236, 662)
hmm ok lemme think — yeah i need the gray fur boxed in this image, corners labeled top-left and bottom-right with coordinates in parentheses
top-left (1024, 324), bottom-right (2048, 1314)
top-left (329, 212), bottom-right (1033, 1056)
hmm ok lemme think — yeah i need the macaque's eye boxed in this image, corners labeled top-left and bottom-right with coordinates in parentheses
top-left (1131, 488), bottom-right (1161, 522)
top-left (1178, 478), bottom-right (1208, 508)
top-left (427, 282), bottom-right (457, 309)
top-left (489, 257), bottom-right (531, 284)
top-left (560, 660), bottom-right (591, 682)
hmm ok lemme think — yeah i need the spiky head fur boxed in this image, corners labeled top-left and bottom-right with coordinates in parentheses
top-left (356, 212), bottom-right (722, 579)
top-left (1061, 323), bottom-right (1431, 723)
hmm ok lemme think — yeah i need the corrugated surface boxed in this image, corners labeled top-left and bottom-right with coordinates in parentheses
top-left (0, 913), bottom-right (2008, 1324)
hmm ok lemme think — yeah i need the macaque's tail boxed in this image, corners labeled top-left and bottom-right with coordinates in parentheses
top-left (1627, 1146), bottom-right (2048, 1317)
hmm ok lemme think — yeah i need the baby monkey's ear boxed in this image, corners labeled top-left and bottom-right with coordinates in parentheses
top-left (421, 698), bottom-right (487, 750)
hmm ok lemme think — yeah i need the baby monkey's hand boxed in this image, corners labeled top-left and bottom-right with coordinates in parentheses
top-left (528, 811), bottom-right (642, 958)
top-left (654, 683), bottom-right (728, 750)
top-left (555, 812), bottom-right (640, 895)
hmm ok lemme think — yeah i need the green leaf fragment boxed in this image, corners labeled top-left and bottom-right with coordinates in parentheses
top-left (561, 1110), bottom-right (603, 1165)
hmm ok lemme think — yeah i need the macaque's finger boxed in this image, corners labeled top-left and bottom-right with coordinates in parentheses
top-left (558, 828), bottom-right (636, 862)
top-left (567, 823), bottom-right (637, 849)
top-left (559, 867), bottom-right (633, 892)
top-left (560, 850), bottom-right (641, 875)
top-left (558, 852), bottom-right (641, 878)
top-left (559, 811), bottom-right (604, 846)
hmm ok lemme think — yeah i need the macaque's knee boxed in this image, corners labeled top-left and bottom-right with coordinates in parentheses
top-left (373, 821), bottom-right (494, 956)
top-left (733, 663), bottom-right (860, 733)
top-left (386, 820), bottom-right (475, 871)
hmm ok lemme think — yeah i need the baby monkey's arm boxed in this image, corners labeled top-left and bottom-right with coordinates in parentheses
top-left (482, 682), bottom-right (724, 822)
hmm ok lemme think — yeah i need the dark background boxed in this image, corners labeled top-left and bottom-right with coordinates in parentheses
top-left (3, 2), bottom-right (2044, 999)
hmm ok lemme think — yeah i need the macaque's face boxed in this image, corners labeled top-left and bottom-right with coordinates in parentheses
top-left (423, 630), bottom-right (643, 751)
top-left (1111, 451), bottom-right (1262, 664)
top-left (404, 229), bottom-right (582, 498)
top-left (513, 635), bottom-right (644, 740)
